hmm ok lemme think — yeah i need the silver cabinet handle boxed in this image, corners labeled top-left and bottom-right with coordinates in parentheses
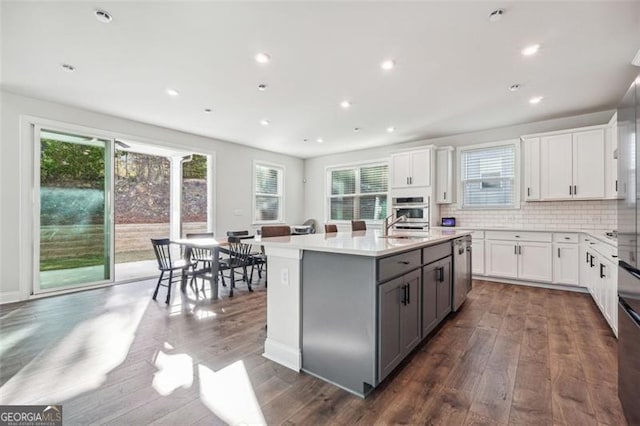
top-left (557, 248), bottom-right (561, 258)
top-left (569, 185), bottom-right (573, 195)
top-left (574, 185), bottom-right (577, 195)
top-left (514, 245), bottom-right (517, 255)
top-left (443, 191), bottom-right (447, 200)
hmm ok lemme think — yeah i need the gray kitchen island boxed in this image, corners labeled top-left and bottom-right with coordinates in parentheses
top-left (254, 229), bottom-right (471, 397)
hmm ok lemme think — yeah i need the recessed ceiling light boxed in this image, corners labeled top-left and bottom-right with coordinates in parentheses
top-left (255, 53), bottom-right (271, 64)
top-left (166, 88), bottom-right (179, 97)
top-left (317, 138), bottom-right (324, 143)
top-left (381, 60), bottom-right (395, 71)
top-left (521, 44), bottom-right (540, 56)
top-left (488, 9), bottom-right (505, 22)
top-left (260, 119), bottom-right (271, 126)
top-left (340, 100), bottom-right (352, 109)
top-left (94, 9), bottom-right (113, 24)
top-left (61, 63), bottom-right (75, 72)
top-left (257, 84), bottom-right (268, 91)
top-left (353, 127), bottom-right (361, 132)
top-left (386, 126), bottom-right (395, 133)
top-left (204, 108), bottom-right (212, 113)
top-left (509, 84), bottom-right (521, 92)
top-left (529, 96), bottom-right (544, 104)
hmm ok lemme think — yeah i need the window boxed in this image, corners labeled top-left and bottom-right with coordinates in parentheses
top-left (459, 143), bottom-right (517, 208)
top-left (254, 162), bottom-right (284, 223)
top-left (328, 163), bottom-right (388, 221)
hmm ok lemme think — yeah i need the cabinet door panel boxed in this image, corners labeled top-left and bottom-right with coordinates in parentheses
top-left (401, 270), bottom-right (422, 354)
top-left (410, 150), bottom-right (431, 187)
top-left (540, 133), bottom-right (573, 200)
top-left (421, 263), bottom-right (439, 337)
top-left (523, 137), bottom-right (541, 201)
top-left (391, 153), bottom-right (411, 188)
top-left (436, 258), bottom-right (452, 320)
top-left (553, 243), bottom-right (579, 286)
top-left (573, 129), bottom-right (605, 199)
top-left (486, 240), bottom-right (518, 278)
top-left (436, 149), bottom-right (452, 203)
top-left (518, 242), bottom-right (552, 282)
top-left (605, 122), bottom-right (619, 199)
top-left (579, 246), bottom-right (591, 290)
top-left (378, 277), bottom-right (403, 380)
top-left (472, 240), bottom-right (485, 275)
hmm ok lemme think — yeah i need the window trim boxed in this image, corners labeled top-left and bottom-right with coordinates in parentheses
top-left (252, 160), bottom-right (286, 224)
top-left (325, 160), bottom-right (390, 223)
top-left (456, 139), bottom-right (521, 210)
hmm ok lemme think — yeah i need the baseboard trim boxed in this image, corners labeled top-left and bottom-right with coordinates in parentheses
top-left (0, 291), bottom-right (22, 305)
top-left (473, 276), bottom-right (588, 293)
top-left (263, 338), bottom-right (301, 372)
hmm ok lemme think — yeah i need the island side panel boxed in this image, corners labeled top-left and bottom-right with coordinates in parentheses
top-left (263, 246), bottom-right (302, 371)
top-left (302, 250), bottom-right (377, 397)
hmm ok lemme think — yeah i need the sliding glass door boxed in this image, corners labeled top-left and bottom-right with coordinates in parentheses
top-left (35, 128), bottom-right (113, 293)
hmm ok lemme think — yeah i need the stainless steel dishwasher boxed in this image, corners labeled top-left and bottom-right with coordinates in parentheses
top-left (453, 235), bottom-right (472, 311)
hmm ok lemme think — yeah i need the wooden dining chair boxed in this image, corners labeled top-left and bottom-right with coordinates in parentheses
top-left (185, 232), bottom-right (214, 292)
top-left (218, 236), bottom-right (255, 296)
top-left (150, 238), bottom-right (197, 304)
top-left (351, 220), bottom-right (367, 231)
top-left (324, 223), bottom-right (338, 233)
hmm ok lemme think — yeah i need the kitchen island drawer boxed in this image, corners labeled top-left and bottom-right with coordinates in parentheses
top-left (422, 241), bottom-right (452, 265)
top-left (378, 250), bottom-right (421, 282)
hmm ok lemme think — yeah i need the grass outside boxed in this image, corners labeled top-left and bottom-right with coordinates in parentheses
top-left (41, 249), bottom-right (157, 271)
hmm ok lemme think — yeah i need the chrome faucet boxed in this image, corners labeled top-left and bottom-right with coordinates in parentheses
top-left (383, 214), bottom-right (407, 236)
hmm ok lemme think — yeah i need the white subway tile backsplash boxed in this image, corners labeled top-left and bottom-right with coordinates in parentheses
top-left (440, 200), bottom-right (616, 231)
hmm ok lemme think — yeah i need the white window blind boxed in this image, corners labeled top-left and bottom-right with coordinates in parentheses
top-left (254, 163), bottom-right (283, 222)
top-left (329, 163), bottom-right (388, 220)
top-left (461, 144), bottom-right (515, 208)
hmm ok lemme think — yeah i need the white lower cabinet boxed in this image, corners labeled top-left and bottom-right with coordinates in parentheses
top-left (553, 243), bottom-right (579, 286)
top-left (472, 240), bottom-right (485, 275)
top-left (518, 242), bottom-right (553, 282)
top-left (579, 235), bottom-right (618, 335)
top-left (486, 239), bottom-right (552, 282)
top-left (486, 240), bottom-right (518, 279)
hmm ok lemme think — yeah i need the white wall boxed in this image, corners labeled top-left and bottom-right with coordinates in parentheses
top-left (0, 91), bottom-right (305, 303)
top-left (304, 110), bottom-right (615, 224)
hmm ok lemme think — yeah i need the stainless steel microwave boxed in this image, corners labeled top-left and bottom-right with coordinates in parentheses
top-left (392, 196), bottom-right (429, 223)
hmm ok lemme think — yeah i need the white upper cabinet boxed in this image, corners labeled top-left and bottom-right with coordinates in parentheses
top-left (540, 133), bottom-right (573, 200)
top-left (435, 147), bottom-right (453, 204)
top-left (572, 129), bottom-right (605, 199)
top-left (522, 137), bottom-right (540, 201)
top-left (390, 149), bottom-right (431, 189)
top-left (534, 126), bottom-right (606, 201)
top-left (605, 113), bottom-right (619, 199)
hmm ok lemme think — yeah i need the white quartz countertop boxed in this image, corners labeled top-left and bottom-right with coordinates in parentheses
top-left (249, 229), bottom-right (471, 257)
top-left (431, 226), bottom-right (617, 247)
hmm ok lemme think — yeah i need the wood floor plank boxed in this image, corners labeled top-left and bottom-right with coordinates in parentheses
top-left (0, 279), bottom-right (627, 425)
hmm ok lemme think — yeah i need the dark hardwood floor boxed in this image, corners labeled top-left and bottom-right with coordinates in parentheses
top-left (0, 278), bottom-right (627, 425)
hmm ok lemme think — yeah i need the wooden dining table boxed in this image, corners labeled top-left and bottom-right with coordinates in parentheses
top-left (172, 237), bottom-right (224, 299)
top-left (172, 235), bottom-right (255, 300)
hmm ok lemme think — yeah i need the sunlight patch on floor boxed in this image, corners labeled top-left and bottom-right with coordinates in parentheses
top-left (0, 323), bottom-right (40, 358)
top-left (198, 360), bottom-right (266, 425)
top-left (152, 350), bottom-right (194, 396)
top-left (0, 296), bottom-right (149, 405)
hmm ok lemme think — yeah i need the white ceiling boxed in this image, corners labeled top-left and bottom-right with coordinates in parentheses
top-left (2, 1), bottom-right (639, 159)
